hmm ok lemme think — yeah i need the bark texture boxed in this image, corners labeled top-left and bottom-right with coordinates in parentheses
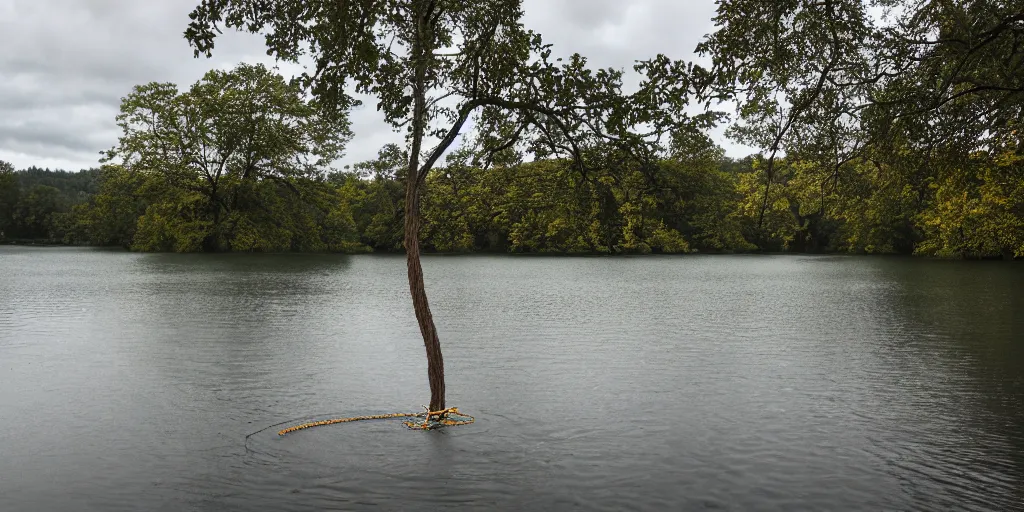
top-left (405, 2), bottom-right (446, 412)
top-left (403, 185), bottom-right (446, 412)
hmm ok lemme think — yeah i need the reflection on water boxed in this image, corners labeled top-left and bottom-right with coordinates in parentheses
top-left (1, 247), bottom-right (1022, 511)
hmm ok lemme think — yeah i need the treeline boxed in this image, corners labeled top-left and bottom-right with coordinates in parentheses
top-left (4, 32), bottom-right (1022, 261)
top-left (0, 164), bottom-right (100, 243)
top-left (4, 142), bottom-right (1020, 258)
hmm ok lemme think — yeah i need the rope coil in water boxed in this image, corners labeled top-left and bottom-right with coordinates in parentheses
top-left (277, 407), bottom-right (474, 436)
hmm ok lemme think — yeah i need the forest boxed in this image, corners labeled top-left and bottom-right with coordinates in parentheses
top-left (4, 140), bottom-right (1019, 258)
top-left (1, 1), bottom-right (1021, 260)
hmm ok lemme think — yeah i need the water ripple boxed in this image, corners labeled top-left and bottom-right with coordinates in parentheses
top-left (1, 249), bottom-right (1022, 511)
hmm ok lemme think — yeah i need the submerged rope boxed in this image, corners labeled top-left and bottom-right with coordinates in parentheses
top-left (277, 407), bottom-right (474, 436)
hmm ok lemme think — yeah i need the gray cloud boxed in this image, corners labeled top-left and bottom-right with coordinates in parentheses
top-left (0, 0), bottom-right (752, 171)
top-left (525, 0), bottom-right (720, 69)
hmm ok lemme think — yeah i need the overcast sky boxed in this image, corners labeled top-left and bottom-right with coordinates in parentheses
top-left (0, 0), bottom-right (754, 172)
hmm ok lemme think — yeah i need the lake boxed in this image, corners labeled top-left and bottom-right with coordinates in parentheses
top-left (1, 246), bottom-right (1022, 511)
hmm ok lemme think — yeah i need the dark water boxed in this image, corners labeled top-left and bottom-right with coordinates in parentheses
top-left (1, 247), bottom-right (1022, 511)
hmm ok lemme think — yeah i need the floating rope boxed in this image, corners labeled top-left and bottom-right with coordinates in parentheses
top-left (277, 407), bottom-right (474, 436)
top-left (402, 407), bottom-right (475, 430)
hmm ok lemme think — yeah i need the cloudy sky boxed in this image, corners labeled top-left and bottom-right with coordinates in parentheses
top-left (0, 0), bottom-right (753, 172)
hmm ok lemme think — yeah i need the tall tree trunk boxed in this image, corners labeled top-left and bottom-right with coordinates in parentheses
top-left (404, 186), bottom-right (446, 412)
top-left (405, 1), bottom-right (446, 413)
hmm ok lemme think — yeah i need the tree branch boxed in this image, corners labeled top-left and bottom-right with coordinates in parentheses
top-left (417, 96), bottom-right (585, 183)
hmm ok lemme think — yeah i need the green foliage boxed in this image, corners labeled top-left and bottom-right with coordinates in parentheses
top-left (185, 0), bottom-right (709, 169)
top-left (691, 0), bottom-right (1024, 259)
top-left (416, 155), bottom-right (745, 255)
top-left (12, 185), bottom-right (66, 239)
top-left (0, 162), bottom-right (100, 242)
top-left (342, 146), bottom-right (407, 251)
top-left (87, 63), bottom-right (356, 253)
top-left (697, 0), bottom-right (1023, 164)
top-left (734, 160), bottom-right (796, 250)
top-left (61, 165), bottom-right (156, 246)
top-left (0, 162), bottom-right (18, 239)
top-left (916, 152), bottom-right (1024, 259)
top-left (14, 146), bottom-right (1024, 260)
top-left (829, 161), bottom-right (918, 254)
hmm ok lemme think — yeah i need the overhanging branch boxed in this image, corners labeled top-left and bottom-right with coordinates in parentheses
top-left (416, 96), bottom-right (585, 183)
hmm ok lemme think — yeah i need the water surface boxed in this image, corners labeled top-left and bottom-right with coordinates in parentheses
top-left (1, 247), bottom-right (1022, 510)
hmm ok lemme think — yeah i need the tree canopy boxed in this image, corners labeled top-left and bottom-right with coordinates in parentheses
top-left (97, 62), bottom-right (354, 252)
top-left (692, 0), bottom-right (1023, 257)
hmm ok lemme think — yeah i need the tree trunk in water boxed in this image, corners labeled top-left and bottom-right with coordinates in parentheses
top-left (404, 2), bottom-right (445, 412)
top-left (404, 182), bottom-right (446, 412)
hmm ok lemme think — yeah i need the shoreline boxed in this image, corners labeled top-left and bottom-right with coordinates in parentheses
top-left (1, 242), bottom-right (1017, 260)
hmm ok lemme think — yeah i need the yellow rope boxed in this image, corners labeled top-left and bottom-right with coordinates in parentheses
top-left (277, 407), bottom-right (474, 436)
top-left (402, 407), bottom-right (475, 430)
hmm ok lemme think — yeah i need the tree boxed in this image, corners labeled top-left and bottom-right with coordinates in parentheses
top-left (349, 145), bottom-right (408, 251)
top-left (103, 63), bottom-right (351, 251)
top-left (186, 0), bottom-right (705, 412)
top-left (696, 0), bottom-right (1024, 235)
top-left (0, 161), bottom-right (17, 240)
top-left (63, 165), bottom-right (156, 247)
top-left (11, 185), bottom-right (66, 240)
top-left (915, 151), bottom-right (1024, 259)
top-left (695, 0), bottom-right (875, 231)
